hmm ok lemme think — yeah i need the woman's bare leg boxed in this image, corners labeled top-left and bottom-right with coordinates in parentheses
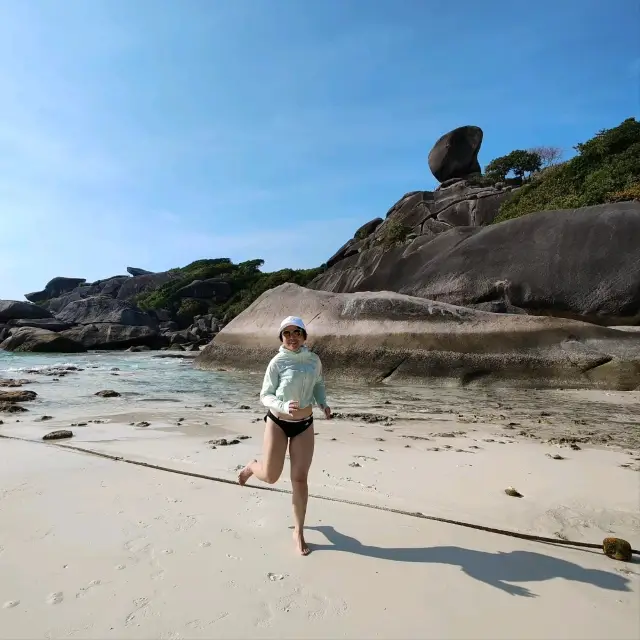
top-left (288, 425), bottom-right (315, 555)
top-left (238, 419), bottom-right (288, 485)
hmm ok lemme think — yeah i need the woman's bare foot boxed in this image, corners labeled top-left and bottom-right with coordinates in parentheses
top-left (293, 528), bottom-right (311, 556)
top-left (237, 461), bottom-right (256, 486)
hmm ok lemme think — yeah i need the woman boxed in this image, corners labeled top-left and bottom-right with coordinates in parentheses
top-left (237, 315), bottom-right (332, 556)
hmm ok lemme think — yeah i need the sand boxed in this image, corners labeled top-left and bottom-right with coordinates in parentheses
top-left (1, 395), bottom-right (639, 639)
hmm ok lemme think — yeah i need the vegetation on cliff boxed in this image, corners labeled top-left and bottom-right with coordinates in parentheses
top-left (491, 117), bottom-right (640, 223)
top-left (135, 258), bottom-right (324, 324)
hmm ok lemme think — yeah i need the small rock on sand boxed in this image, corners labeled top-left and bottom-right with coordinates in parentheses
top-left (0, 378), bottom-right (29, 388)
top-left (0, 390), bottom-right (37, 403)
top-left (95, 390), bottom-right (120, 398)
top-left (207, 438), bottom-right (240, 447)
top-left (43, 430), bottom-right (73, 441)
top-left (602, 537), bottom-right (633, 562)
top-left (505, 486), bottom-right (523, 498)
top-left (0, 403), bottom-right (28, 413)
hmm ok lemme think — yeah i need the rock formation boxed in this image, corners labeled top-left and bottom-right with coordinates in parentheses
top-left (195, 283), bottom-right (640, 390)
top-left (25, 277), bottom-right (87, 303)
top-left (310, 201), bottom-right (640, 325)
top-left (324, 179), bottom-right (515, 269)
top-left (428, 125), bottom-right (483, 183)
top-left (0, 327), bottom-right (87, 353)
top-left (0, 266), bottom-right (224, 353)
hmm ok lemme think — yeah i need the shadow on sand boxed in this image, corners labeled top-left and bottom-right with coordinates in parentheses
top-left (307, 525), bottom-right (633, 598)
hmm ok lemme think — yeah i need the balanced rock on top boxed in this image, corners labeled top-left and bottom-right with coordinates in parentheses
top-left (428, 125), bottom-right (483, 183)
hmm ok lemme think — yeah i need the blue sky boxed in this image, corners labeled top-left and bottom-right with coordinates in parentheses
top-left (0, 0), bottom-right (638, 301)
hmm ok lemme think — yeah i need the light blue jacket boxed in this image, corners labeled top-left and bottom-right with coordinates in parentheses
top-left (260, 345), bottom-right (328, 415)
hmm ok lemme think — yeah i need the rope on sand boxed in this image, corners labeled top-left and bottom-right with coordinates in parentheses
top-left (1, 433), bottom-right (638, 556)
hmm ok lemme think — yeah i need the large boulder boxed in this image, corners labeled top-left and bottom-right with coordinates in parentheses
top-left (127, 267), bottom-right (154, 276)
top-left (0, 300), bottom-right (53, 321)
top-left (54, 296), bottom-right (158, 327)
top-left (25, 277), bottom-right (87, 303)
top-left (0, 327), bottom-right (86, 353)
top-left (116, 271), bottom-right (179, 300)
top-left (7, 318), bottom-right (74, 332)
top-left (428, 125), bottom-right (483, 183)
top-left (195, 283), bottom-right (640, 390)
top-left (175, 279), bottom-right (232, 301)
top-left (310, 202), bottom-right (640, 326)
top-left (60, 324), bottom-right (163, 350)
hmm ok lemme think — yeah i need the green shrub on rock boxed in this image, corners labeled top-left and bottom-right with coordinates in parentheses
top-left (136, 258), bottom-right (324, 324)
top-left (379, 220), bottom-right (412, 248)
top-left (493, 117), bottom-right (640, 223)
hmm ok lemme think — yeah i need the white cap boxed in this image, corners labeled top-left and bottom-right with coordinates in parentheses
top-left (279, 316), bottom-right (306, 333)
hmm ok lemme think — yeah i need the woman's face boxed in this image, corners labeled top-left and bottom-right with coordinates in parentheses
top-left (281, 325), bottom-right (305, 350)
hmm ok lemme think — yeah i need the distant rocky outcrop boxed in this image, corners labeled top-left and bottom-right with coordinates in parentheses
top-left (55, 296), bottom-right (159, 328)
top-left (59, 324), bottom-right (160, 350)
top-left (0, 262), bottom-right (227, 352)
top-left (127, 267), bottom-right (155, 276)
top-left (25, 277), bottom-right (87, 303)
top-left (0, 300), bottom-right (53, 321)
top-left (175, 279), bottom-right (232, 301)
top-left (311, 202), bottom-right (640, 326)
top-left (0, 327), bottom-right (86, 353)
top-left (196, 283), bottom-right (640, 390)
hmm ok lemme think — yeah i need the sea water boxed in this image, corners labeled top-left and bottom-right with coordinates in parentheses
top-left (0, 351), bottom-right (260, 414)
top-left (2, 350), bottom-right (639, 450)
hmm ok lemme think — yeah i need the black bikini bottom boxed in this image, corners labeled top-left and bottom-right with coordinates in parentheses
top-left (264, 410), bottom-right (313, 439)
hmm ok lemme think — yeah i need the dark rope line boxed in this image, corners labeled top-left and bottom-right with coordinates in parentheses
top-left (1, 433), bottom-right (637, 556)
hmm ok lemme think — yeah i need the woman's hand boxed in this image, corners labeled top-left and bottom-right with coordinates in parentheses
top-left (323, 406), bottom-right (333, 420)
top-left (287, 401), bottom-right (302, 419)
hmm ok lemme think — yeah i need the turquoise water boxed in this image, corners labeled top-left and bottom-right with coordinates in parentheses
top-left (0, 351), bottom-right (260, 413)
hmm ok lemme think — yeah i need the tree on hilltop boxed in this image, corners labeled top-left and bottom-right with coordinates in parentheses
top-left (529, 146), bottom-right (563, 168)
top-left (485, 149), bottom-right (542, 182)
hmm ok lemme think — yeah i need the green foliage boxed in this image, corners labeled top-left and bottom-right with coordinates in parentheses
top-left (606, 181), bottom-right (640, 203)
top-left (136, 258), bottom-right (324, 324)
top-left (484, 149), bottom-right (541, 182)
top-left (176, 298), bottom-right (208, 325)
top-left (493, 118), bottom-right (640, 224)
top-left (379, 220), bottom-right (411, 248)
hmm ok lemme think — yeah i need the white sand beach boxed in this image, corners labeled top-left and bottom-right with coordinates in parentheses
top-left (1, 393), bottom-right (639, 639)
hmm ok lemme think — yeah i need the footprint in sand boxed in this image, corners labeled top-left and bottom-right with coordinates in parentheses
top-left (125, 596), bottom-right (150, 626)
top-left (115, 564), bottom-right (126, 570)
top-left (124, 537), bottom-right (150, 554)
top-left (267, 573), bottom-right (286, 581)
top-left (199, 541), bottom-right (212, 548)
top-left (76, 580), bottom-right (101, 598)
top-left (46, 591), bottom-right (64, 605)
top-left (2, 600), bottom-right (19, 609)
top-left (161, 549), bottom-right (174, 555)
